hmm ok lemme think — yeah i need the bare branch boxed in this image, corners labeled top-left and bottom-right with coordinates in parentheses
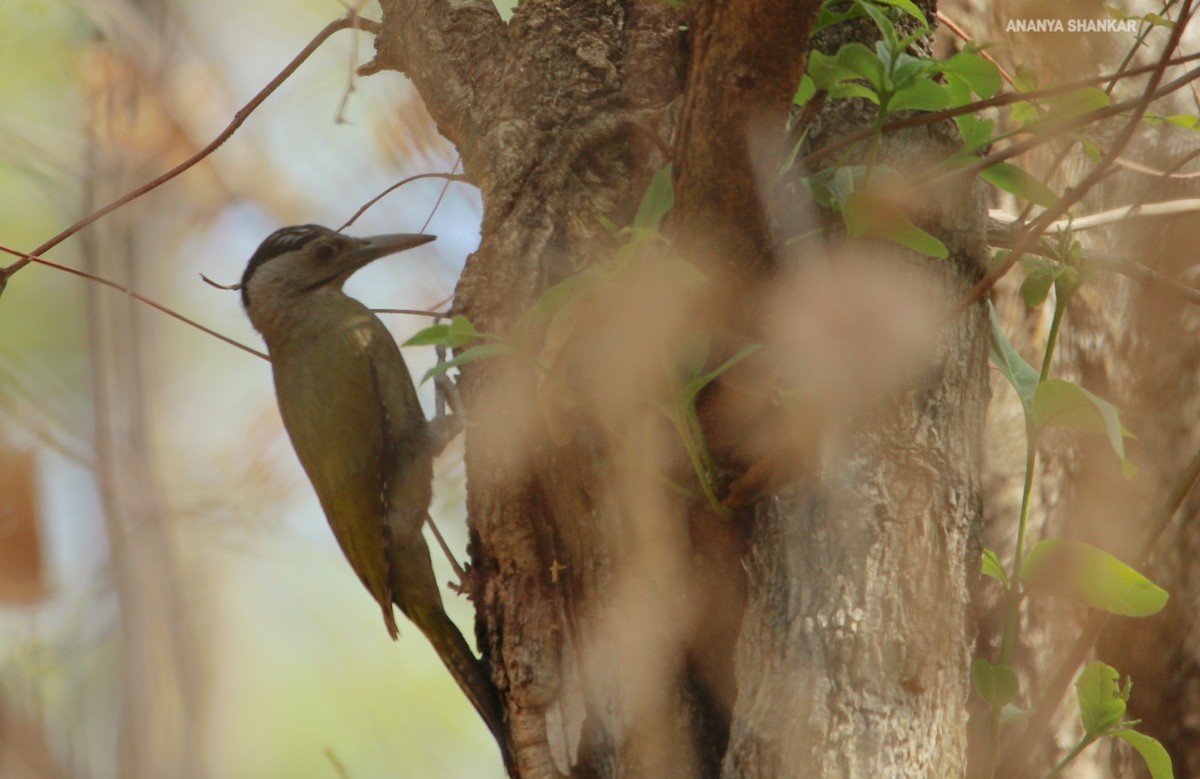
top-left (948, 0), bottom-right (1197, 318)
top-left (338, 170), bottom-right (470, 231)
top-left (986, 210), bottom-right (1200, 306)
top-left (0, 13), bottom-right (372, 287)
top-left (0, 244), bottom-right (267, 361)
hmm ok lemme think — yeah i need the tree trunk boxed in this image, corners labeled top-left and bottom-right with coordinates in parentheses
top-left (367, 1), bottom-right (988, 775)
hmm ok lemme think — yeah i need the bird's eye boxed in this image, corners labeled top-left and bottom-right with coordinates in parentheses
top-left (313, 241), bottom-right (337, 261)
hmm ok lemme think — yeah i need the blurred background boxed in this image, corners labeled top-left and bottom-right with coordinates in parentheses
top-left (0, 0), bottom-right (514, 776)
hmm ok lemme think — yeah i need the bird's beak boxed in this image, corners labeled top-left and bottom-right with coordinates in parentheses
top-left (344, 233), bottom-right (436, 271)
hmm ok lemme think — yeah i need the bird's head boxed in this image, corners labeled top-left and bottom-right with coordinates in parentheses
top-left (240, 224), bottom-right (435, 314)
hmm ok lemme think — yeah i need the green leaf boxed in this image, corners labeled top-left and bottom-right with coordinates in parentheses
top-left (404, 316), bottom-right (481, 348)
top-left (794, 74), bottom-right (817, 106)
top-left (813, 3), bottom-right (865, 35)
top-left (939, 50), bottom-right (1002, 99)
top-left (872, 0), bottom-right (929, 27)
top-left (955, 114), bottom-right (995, 152)
top-left (1031, 379), bottom-right (1135, 471)
top-left (1164, 114), bottom-right (1200, 130)
top-left (1017, 256), bottom-right (1080, 309)
top-left (835, 42), bottom-right (887, 93)
top-left (1023, 87), bottom-right (1111, 133)
top-left (889, 80), bottom-right (950, 112)
top-left (1008, 100), bottom-right (1040, 127)
top-left (419, 342), bottom-right (516, 384)
top-left (981, 546), bottom-right (1009, 587)
top-left (1021, 539), bottom-right (1169, 617)
top-left (633, 163), bottom-right (675, 231)
top-left (890, 53), bottom-right (931, 91)
top-left (1113, 730), bottom-right (1175, 779)
top-left (684, 343), bottom-right (762, 402)
top-left (1014, 63), bottom-right (1039, 92)
top-left (1075, 662), bottom-right (1126, 735)
top-left (987, 304), bottom-right (1039, 408)
top-left (404, 322), bottom-right (451, 347)
top-left (972, 658), bottom-right (1019, 708)
top-left (843, 191), bottom-right (948, 258)
top-left (853, 0), bottom-right (899, 48)
top-left (807, 50), bottom-right (863, 90)
top-left (979, 163), bottom-right (1059, 208)
top-left (1019, 268), bottom-right (1055, 308)
top-left (1144, 12), bottom-right (1175, 28)
top-left (828, 82), bottom-right (881, 103)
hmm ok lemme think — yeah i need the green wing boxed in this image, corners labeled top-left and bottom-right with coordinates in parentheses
top-left (273, 304), bottom-right (425, 638)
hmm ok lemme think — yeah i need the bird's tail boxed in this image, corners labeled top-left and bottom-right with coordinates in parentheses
top-left (409, 604), bottom-right (515, 776)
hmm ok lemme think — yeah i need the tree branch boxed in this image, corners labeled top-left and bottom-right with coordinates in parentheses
top-left (0, 13), bottom-right (370, 292)
top-left (671, 0), bottom-right (823, 284)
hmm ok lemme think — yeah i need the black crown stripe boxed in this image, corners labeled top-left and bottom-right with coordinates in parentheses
top-left (240, 224), bottom-right (339, 307)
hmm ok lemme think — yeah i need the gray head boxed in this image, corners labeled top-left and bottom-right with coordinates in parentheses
top-left (240, 224), bottom-right (435, 312)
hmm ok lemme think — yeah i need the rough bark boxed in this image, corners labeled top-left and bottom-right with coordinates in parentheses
top-left (368, 1), bottom-right (988, 776)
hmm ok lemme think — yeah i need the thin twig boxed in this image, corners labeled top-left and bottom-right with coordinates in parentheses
top-left (947, 2), bottom-right (1196, 319)
top-left (420, 156), bottom-right (463, 234)
top-left (0, 13), bottom-right (372, 285)
top-left (337, 171), bottom-right (469, 231)
top-left (334, 1), bottom-right (372, 124)
top-left (986, 211), bottom-right (1200, 306)
top-left (0, 244), bottom-right (267, 361)
top-left (372, 307), bottom-right (450, 317)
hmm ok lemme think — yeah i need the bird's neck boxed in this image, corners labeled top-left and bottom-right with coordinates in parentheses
top-left (250, 287), bottom-right (373, 353)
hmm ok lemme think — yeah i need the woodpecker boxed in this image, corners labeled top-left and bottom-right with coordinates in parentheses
top-left (240, 225), bottom-right (510, 770)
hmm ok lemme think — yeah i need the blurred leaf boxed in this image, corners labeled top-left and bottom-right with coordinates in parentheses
top-left (1023, 88), bottom-right (1110, 133)
top-left (1021, 539), bottom-right (1169, 617)
top-left (1018, 256), bottom-right (1079, 309)
top-left (1113, 730), bottom-right (1175, 779)
top-left (955, 113), bottom-right (995, 152)
top-left (1014, 63), bottom-right (1039, 92)
top-left (829, 82), bottom-right (881, 103)
top-left (981, 546), bottom-right (1008, 587)
top-left (1031, 379), bottom-right (1135, 472)
top-left (420, 342), bottom-right (516, 384)
top-left (980, 163), bottom-right (1059, 208)
top-left (1019, 267), bottom-right (1055, 308)
top-left (999, 703), bottom-right (1031, 725)
top-left (794, 74), bottom-right (817, 106)
top-left (843, 191), bottom-right (948, 258)
top-left (403, 315), bottom-right (480, 348)
top-left (683, 343), bottom-right (761, 402)
top-left (632, 163), bottom-right (675, 231)
top-left (987, 303), bottom-right (1039, 408)
top-left (1009, 100), bottom-right (1040, 126)
top-left (1076, 662), bottom-right (1126, 735)
top-left (972, 658), bottom-right (1018, 707)
top-left (1164, 114), bottom-right (1200, 130)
